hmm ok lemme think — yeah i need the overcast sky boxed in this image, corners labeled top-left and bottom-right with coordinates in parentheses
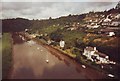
top-left (0, 0), bottom-right (119, 20)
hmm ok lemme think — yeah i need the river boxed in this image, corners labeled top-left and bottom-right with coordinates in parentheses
top-left (9, 33), bottom-right (107, 79)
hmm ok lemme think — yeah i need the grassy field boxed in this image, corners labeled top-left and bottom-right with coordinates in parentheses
top-left (2, 33), bottom-right (12, 79)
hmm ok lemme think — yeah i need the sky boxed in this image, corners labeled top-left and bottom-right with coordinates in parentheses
top-left (0, 0), bottom-right (119, 20)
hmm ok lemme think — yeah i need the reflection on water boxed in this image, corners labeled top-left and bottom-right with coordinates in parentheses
top-left (10, 33), bottom-right (107, 79)
top-left (63, 59), bottom-right (70, 67)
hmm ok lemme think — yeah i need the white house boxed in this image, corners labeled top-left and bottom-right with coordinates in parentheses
top-left (83, 47), bottom-right (98, 62)
top-left (25, 29), bottom-right (28, 32)
top-left (83, 47), bottom-right (116, 64)
top-left (47, 40), bottom-right (52, 45)
top-left (102, 16), bottom-right (112, 26)
top-left (60, 40), bottom-right (65, 48)
top-left (29, 33), bottom-right (41, 39)
top-left (111, 20), bottom-right (120, 26)
top-left (93, 25), bottom-right (100, 28)
top-left (86, 24), bottom-right (100, 29)
top-left (108, 32), bottom-right (115, 36)
top-left (115, 14), bottom-right (120, 19)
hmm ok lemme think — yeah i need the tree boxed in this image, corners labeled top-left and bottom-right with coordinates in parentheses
top-left (49, 17), bottom-right (52, 20)
top-left (50, 29), bottom-right (63, 42)
top-left (116, 1), bottom-right (120, 9)
top-left (68, 14), bottom-right (72, 16)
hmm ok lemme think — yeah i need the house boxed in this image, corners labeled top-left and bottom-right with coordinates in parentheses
top-left (108, 32), bottom-right (115, 36)
top-left (83, 47), bottom-right (116, 64)
top-left (86, 24), bottom-right (100, 29)
top-left (60, 40), bottom-right (65, 48)
top-left (111, 19), bottom-right (120, 26)
top-left (100, 28), bottom-right (116, 35)
top-left (67, 27), bottom-right (78, 31)
top-left (83, 47), bottom-right (98, 62)
top-left (47, 40), bottom-right (52, 45)
top-left (102, 16), bottom-right (112, 26)
top-left (29, 34), bottom-right (37, 38)
top-left (25, 29), bottom-right (28, 32)
top-left (115, 14), bottom-right (120, 19)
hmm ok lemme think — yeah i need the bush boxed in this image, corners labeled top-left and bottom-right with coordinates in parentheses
top-left (50, 42), bottom-right (59, 46)
top-left (50, 29), bottom-right (63, 42)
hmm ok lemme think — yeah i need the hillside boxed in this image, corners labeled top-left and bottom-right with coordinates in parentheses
top-left (2, 1), bottom-right (120, 32)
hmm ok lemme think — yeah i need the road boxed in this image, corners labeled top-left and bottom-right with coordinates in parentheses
top-left (9, 33), bottom-right (108, 79)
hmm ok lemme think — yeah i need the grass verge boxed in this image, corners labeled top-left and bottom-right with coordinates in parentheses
top-left (2, 33), bottom-right (13, 79)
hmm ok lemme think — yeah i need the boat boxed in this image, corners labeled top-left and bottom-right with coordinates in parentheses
top-left (108, 74), bottom-right (114, 78)
top-left (82, 65), bottom-right (86, 68)
top-left (46, 59), bottom-right (49, 63)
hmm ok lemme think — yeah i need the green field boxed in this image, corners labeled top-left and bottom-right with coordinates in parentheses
top-left (2, 33), bottom-right (12, 79)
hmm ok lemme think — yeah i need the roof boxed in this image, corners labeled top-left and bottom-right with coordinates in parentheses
top-left (103, 18), bottom-right (111, 22)
top-left (85, 47), bottom-right (94, 51)
top-left (85, 47), bottom-right (108, 58)
top-left (95, 51), bottom-right (107, 58)
top-left (100, 29), bottom-right (114, 32)
top-left (107, 27), bottom-right (120, 30)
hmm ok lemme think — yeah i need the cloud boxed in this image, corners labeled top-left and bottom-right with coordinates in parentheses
top-left (1, 2), bottom-right (118, 19)
top-left (1, 0), bottom-right (120, 2)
